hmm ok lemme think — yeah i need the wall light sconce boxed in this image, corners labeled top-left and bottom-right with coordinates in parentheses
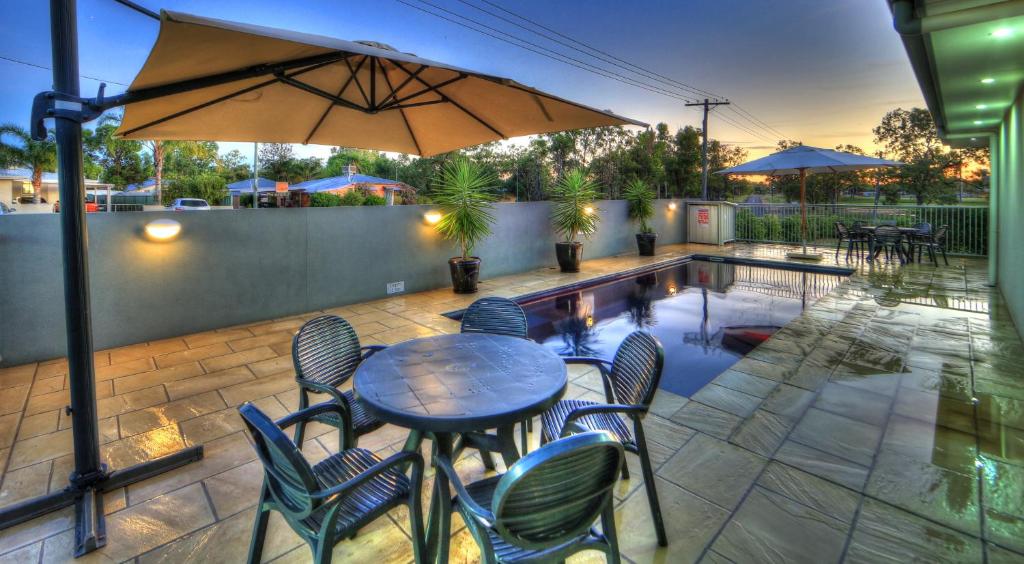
top-left (667, 285), bottom-right (678, 296)
top-left (424, 211), bottom-right (443, 225)
top-left (144, 219), bottom-right (182, 241)
top-left (667, 202), bottom-right (678, 211)
top-left (583, 206), bottom-right (595, 215)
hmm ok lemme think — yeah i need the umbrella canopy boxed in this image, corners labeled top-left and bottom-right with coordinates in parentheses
top-left (116, 11), bottom-right (645, 156)
top-left (715, 145), bottom-right (902, 259)
top-left (715, 145), bottom-right (902, 176)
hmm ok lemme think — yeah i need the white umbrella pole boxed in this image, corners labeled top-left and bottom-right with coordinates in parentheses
top-left (800, 168), bottom-right (808, 254)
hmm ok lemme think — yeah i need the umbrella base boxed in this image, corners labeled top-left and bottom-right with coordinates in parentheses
top-left (787, 252), bottom-right (824, 261)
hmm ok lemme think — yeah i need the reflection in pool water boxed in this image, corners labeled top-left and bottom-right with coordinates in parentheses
top-left (522, 260), bottom-right (847, 397)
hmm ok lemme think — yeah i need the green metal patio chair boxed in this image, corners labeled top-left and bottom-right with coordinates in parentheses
top-left (292, 315), bottom-right (386, 449)
top-left (456, 297), bottom-right (534, 467)
top-left (540, 331), bottom-right (668, 546)
top-left (239, 401), bottom-right (426, 564)
top-left (436, 431), bottom-right (625, 563)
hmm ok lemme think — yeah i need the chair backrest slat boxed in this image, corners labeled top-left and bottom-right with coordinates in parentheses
top-left (610, 331), bottom-right (664, 407)
top-left (873, 224), bottom-right (903, 244)
top-left (293, 316), bottom-right (362, 387)
top-left (835, 222), bottom-right (849, 238)
top-left (460, 297), bottom-right (529, 339)
top-left (239, 403), bottom-right (319, 518)
top-left (491, 432), bottom-right (623, 549)
top-left (934, 225), bottom-right (948, 243)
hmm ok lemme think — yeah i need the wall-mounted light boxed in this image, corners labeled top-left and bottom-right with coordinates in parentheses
top-left (974, 120), bottom-right (984, 125)
top-left (667, 285), bottom-right (677, 296)
top-left (667, 202), bottom-right (678, 211)
top-left (424, 211), bottom-right (442, 225)
top-left (981, 77), bottom-right (995, 84)
top-left (976, 104), bottom-right (988, 109)
top-left (583, 206), bottom-right (595, 215)
top-left (991, 28), bottom-right (1013, 39)
top-left (144, 219), bottom-right (182, 241)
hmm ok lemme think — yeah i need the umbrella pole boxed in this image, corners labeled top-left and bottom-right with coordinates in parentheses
top-left (0, 1), bottom-right (203, 556)
top-left (800, 168), bottom-right (808, 254)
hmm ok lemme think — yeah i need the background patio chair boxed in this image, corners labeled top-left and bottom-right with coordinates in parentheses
top-left (834, 221), bottom-right (868, 261)
top-left (239, 402), bottom-right (425, 564)
top-left (870, 224), bottom-right (907, 264)
top-left (293, 315), bottom-right (386, 449)
top-left (909, 224), bottom-right (949, 266)
top-left (456, 297), bottom-right (534, 467)
top-left (540, 331), bottom-right (668, 546)
top-left (436, 431), bottom-right (624, 563)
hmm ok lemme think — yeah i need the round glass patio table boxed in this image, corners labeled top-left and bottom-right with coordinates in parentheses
top-left (353, 332), bottom-right (568, 563)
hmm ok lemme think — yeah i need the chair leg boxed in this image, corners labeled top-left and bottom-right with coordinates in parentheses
top-left (835, 238), bottom-right (842, 260)
top-left (408, 478), bottom-right (426, 563)
top-left (941, 246), bottom-right (948, 265)
top-left (247, 485), bottom-right (271, 564)
top-left (479, 447), bottom-right (497, 471)
top-left (635, 422), bottom-right (667, 547)
top-left (520, 418), bottom-right (529, 455)
top-left (601, 502), bottom-right (622, 564)
top-left (295, 389), bottom-right (310, 448)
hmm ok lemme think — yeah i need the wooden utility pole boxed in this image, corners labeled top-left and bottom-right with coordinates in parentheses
top-left (686, 98), bottom-right (730, 199)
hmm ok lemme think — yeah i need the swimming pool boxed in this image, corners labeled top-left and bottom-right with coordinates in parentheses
top-left (516, 258), bottom-right (849, 397)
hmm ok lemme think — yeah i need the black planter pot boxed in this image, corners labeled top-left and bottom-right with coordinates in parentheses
top-left (555, 242), bottom-right (584, 272)
top-left (636, 232), bottom-right (658, 256)
top-left (448, 257), bottom-right (481, 294)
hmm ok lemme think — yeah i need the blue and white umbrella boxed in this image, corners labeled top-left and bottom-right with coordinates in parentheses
top-left (716, 145), bottom-right (902, 258)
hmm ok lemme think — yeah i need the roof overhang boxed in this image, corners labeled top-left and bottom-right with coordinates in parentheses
top-left (888, 0), bottom-right (1024, 148)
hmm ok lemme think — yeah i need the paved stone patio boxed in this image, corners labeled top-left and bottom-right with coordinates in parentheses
top-left (0, 242), bottom-right (1021, 563)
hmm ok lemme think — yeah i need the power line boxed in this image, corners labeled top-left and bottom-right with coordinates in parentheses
top-left (0, 54), bottom-right (128, 86)
top-left (414, 0), bottom-right (785, 142)
top-left (394, 0), bottom-right (708, 104)
top-left (454, 0), bottom-right (713, 101)
top-left (464, 0), bottom-right (788, 141)
top-left (472, 0), bottom-right (725, 100)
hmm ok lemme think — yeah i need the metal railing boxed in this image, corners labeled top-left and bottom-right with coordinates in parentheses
top-left (734, 203), bottom-right (988, 256)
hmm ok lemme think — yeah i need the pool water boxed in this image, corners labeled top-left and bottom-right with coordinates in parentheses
top-left (521, 259), bottom-right (847, 397)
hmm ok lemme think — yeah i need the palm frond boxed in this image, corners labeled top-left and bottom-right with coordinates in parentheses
top-left (550, 168), bottom-right (601, 242)
top-left (622, 178), bottom-right (655, 233)
top-left (432, 158), bottom-right (498, 259)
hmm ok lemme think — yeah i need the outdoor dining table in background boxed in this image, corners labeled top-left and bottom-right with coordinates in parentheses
top-left (860, 225), bottom-right (923, 263)
top-left (353, 332), bottom-right (568, 563)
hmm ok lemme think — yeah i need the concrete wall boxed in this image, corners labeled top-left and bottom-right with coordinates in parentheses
top-left (995, 85), bottom-right (1023, 331)
top-left (0, 199), bottom-right (685, 365)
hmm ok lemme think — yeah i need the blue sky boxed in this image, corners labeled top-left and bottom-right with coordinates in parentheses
top-left (0, 0), bottom-right (924, 160)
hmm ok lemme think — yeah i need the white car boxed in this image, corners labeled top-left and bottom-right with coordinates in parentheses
top-left (171, 198), bottom-right (211, 211)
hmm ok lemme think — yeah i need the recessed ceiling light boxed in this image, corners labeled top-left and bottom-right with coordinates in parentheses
top-left (981, 77), bottom-right (995, 84)
top-left (976, 104), bottom-right (988, 109)
top-left (974, 120), bottom-right (983, 125)
top-left (991, 28), bottom-right (1013, 38)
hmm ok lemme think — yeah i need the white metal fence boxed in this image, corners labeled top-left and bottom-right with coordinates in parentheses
top-left (734, 203), bottom-right (988, 256)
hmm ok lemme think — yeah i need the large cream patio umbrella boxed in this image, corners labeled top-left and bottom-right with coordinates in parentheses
top-left (716, 145), bottom-right (902, 260)
top-left (115, 11), bottom-right (646, 153)
top-left (10, 5), bottom-right (645, 557)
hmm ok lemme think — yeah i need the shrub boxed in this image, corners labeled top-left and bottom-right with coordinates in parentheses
top-left (363, 194), bottom-right (386, 206)
top-left (309, 192), bottom-right (342, 207)
top-left (338, 190), bottom-right (364, 206)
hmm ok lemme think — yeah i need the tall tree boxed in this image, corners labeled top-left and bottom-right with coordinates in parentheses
top-left (83, 115), bottom-right (151, 190)
top-left (0, 123), bottom-right (57, 203)
top-left (258, 143), bottom-right (295, 181)
top-left (873, 108), bottom-right (952, 204)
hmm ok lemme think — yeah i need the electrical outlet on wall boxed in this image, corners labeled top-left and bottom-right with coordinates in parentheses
top-left (386, 281), bottom-right (405, 295)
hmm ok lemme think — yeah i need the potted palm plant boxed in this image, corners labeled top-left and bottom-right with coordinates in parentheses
top-left (623, 178), bottom-right (657, 256)
top-left (433, 158), bottom-right (498, 293)
top-left (550, 168), bottom-right (601, 272)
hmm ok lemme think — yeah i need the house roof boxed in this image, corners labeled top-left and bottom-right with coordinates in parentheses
top-left (124, 178), bottom-right (157, 191)
top-left (0, 168), bottom-right (110, 186)
top-left (291, 174), bottom-right (407, 193)
top-left (227, 177), bottom-right (278, 192)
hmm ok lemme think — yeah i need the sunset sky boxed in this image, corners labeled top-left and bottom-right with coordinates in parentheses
top-left (0, 0), bottom-right (925, 161)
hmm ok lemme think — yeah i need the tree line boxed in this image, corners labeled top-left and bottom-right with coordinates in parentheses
top-left (0, 107), bottom-right (988, 207)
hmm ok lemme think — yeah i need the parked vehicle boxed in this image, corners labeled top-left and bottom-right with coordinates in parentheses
top-left (171, 198), bottom-right (211, 211)
top-left (0, 202), bottom-right (15, 215)
top-left (53, 200), bottom-right (99, 213)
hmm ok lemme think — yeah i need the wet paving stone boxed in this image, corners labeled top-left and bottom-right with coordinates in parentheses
top-left (789, 408), bottom-right (884, 467)
top-left (845, 498), bottom-right (983, 563)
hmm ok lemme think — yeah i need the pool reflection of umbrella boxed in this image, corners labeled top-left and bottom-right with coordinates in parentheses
top-left (716, 146), bottom-right (902, 261)
top-left (22, 5), bottom-right (645, 556)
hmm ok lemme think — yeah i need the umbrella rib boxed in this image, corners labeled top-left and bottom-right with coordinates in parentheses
top-left (380, 68), bottom-right (423, 155)
top-left (378, 74), bottom-right (467, 110)
top-left (377, 64), bottom-right (428, 107)
top-left (304, 57), bottom-right (369, 145)
top-left (275, 73), bottom-right (373, 113)
top-left (344, 57), bottom-right (372, 108)
top-left (392, 62), bottom-right (505, 138)
top-left (119, 60), bottom-right (338, 137)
